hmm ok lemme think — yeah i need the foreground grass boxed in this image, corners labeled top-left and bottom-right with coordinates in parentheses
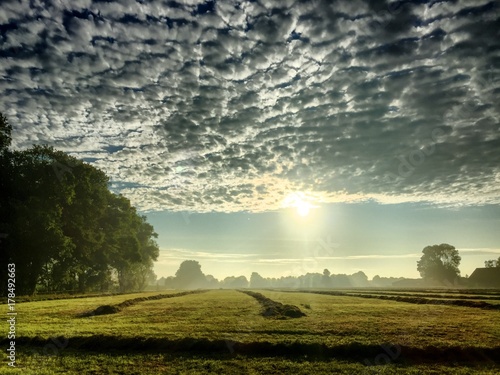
top-left (4, 289), bottom-right (499, 373)
top-left (15, 289), bottom-right (500, 348)
top-left (2, 349), bottom-right (499, 375)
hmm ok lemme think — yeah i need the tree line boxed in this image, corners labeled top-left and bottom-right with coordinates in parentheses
top-left (0, 113), bottom-right (159, 295)
top-left (159, 260), bottom-right (384, 289)
top-left (160, 246), bottom-right (500, 290)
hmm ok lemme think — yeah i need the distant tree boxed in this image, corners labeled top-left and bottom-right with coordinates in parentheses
top-left (371, 275), bottom-right (404, 287)
top-left (163, 276), bottom-right (176, 289)
top-left (233, 275), bottom-right (249, 288)
top-left (249, 272), bottom-right (268, 288)
top-left (222, 275), bottom-right (248, 288)
top-left (300, 272), bottom-right (322, 288)
top-left (277, 276), bottom-right (299, 288)
top-left (174, 260), bottom-right (206, 289)
top-left (484, 257), bottom-right (500, 268)
top-left (349, 271), bottom-right (369, 287)
top-left (417, 244), bottom-right (461, 283)
top-left (204, 274), bottom-right (220, 289)
top-left (322, 268), bottom-right (331, 287)
top-left (331, 274), bottom-right (351, 288)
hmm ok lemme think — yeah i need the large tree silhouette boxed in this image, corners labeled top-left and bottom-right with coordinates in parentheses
top-left (174, 260), bottom-right (206, 289)
top-left (0, 113), bottom-right (159, 295)
top-left (417, 244), bottom-right (461, 283)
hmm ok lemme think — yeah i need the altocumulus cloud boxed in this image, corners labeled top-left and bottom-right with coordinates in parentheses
top-left (1, 0), bottom-right (499, 212)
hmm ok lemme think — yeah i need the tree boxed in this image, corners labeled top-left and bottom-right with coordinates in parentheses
top-left (349, 271), bottom-right (369, 287)
top-left (0, 113), bottom-right (160, 295)
top-left (0, 113), bottom-right (12, 151)
top-left (484, 257), bottom-right (500, 268)
top-left (204, 274), bottom-right (220, 289)
top-left (417, 244), bottom-right (461, 283)
top-left (322, 268), bottom-right (332, 287)
top-left (1, 146), bottom-right (76, 294)
top-left (249, 272), bottom-right (268, 288)
top-left (174, 260), bottom-right (206, 289)
top-left (117, 261), bottom-right (156, 292)
top-left (59, 156), bottom-right (110, 292)
top-left (104, 195), bottom-right (159, 292)
top-left (222, 275), bottom-right (248, 288)
top-left (331, 274), bottom-right (351, 288)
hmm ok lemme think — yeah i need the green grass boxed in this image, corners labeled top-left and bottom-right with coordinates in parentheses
top-left (2, 349), bottom-right (500, 375)
top-left (3, 289), bottom-right (500, 374)
top-left (14, 289), bottom-right (500, 346)
top-left (259, 290), bottom-right (500, 347)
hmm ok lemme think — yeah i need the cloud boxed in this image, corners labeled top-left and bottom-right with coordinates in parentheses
top-left (1, 0), bottom-right (499, 212)
top-left (155, 248), bottom-right (260, 266)
top-left (255, 253), bottom-right (421, 263)
top-left (156, 248), bottom-right (424, 271)
top-left (458, 247), bottom-right (500, 255)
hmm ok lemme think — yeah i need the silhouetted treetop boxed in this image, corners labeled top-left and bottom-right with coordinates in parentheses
top-left (0, 113), bottom-right (12, 151)
top-left (417, 243), bottom-right (461, 284)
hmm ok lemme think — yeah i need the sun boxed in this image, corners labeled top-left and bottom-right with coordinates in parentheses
top-left (283, 192), bottom-right (315, 218)
top-left (296, 200), bottom-right (311, 217)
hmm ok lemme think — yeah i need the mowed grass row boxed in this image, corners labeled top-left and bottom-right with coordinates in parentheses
top-left (2, 290), bottom-right (168, 304)
top-left (15, 290), bottom-right (500, 349)
top-left (340, 290), bottom-right (500, 301)
top-left (341, 289), bottom-right (500, 296)
top-left (293, 289), bottom-right (500, 309)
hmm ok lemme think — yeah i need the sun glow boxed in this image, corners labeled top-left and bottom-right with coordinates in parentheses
top-left (283, 192), bottom-right (316, 218)
top-left (296, 200), bottom-right (312, 217)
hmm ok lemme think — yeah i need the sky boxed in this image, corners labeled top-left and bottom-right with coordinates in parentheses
top-left (1, 0), bottom-right (499, 280)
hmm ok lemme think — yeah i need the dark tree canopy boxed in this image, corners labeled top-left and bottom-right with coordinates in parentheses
top-left (484, 257), bottom-right (500, 268)
top-left (417, 244), bottom-right (461, 283)
top-left (0, 113), bottom-right (12, 151)
top-left (0, 113), bottom-right (159, 295)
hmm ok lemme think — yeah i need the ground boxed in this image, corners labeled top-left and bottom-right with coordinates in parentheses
top-left (2, 288), bottom-right (499, 374)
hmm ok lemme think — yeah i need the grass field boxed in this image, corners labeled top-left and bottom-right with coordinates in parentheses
top-left (2, 289), bottom-right (500, 374)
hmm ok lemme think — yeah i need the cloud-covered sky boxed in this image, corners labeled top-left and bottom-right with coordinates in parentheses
top-left (2, 0), bottom-right (499, 213)
top-left (2, 0), bottom-right (500, 279)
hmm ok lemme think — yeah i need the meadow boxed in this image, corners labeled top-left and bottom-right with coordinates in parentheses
top-left (2, 289), bottom-right (500, 374)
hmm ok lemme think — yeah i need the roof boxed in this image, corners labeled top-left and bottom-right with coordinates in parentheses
top-left (468, 268), bottom-right (500, 288)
